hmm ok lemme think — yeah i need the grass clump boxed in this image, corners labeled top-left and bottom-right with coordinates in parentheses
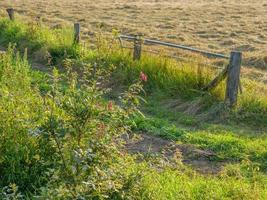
top-left (183, 131), bottom-right (267, 166)
top-left (138, 165), bottom-right (267, 200)
top-left (0, 46), bottom-right (47, 193)
top-left (135, 114), bottom-right (267, 171)
top-left (0, 18), bottom-right (81, 64)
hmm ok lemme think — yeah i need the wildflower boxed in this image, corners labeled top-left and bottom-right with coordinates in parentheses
top-left (140, 71), bottom-right (148, 82)
top-left (107, 101), bottom-right (113, 111)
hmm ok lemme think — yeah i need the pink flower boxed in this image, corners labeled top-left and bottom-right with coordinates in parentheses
top-left (140, 71), bottom-right (148, 82)
top-left (107, 101), bottom-right (113, 111)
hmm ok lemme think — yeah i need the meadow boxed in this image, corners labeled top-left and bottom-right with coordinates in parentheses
top-left (0, 1), bottom-right (266, 199)
top-left (0, 0), bottom-right (266, 69)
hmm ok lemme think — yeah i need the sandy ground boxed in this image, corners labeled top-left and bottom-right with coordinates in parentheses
top-left (0, 0), bottom-right (266, 68)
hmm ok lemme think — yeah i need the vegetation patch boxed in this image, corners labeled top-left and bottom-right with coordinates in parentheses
top-left (0, 17), bottom-right (266, 199)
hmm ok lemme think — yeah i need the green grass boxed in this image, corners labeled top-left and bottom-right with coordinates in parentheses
top-left (134, 114), bottom-right (267, 169)
top-left (0, 18), bottom-right (81, 64)
top-left (138, 165), bottom-right (267, 200)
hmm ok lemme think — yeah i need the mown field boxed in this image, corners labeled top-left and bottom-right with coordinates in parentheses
top-left (0, 0), bottom-right (266, 69)
top-left (0, 1), bottom-right (267, 200)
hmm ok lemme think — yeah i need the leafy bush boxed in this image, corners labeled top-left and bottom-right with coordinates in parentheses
top-left (0, 48), bottom-right (145, 199)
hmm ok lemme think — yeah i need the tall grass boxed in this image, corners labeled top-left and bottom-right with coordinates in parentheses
top-left (0, 47), bottom-right (48, 193)
top-left (95, 43), bottom-right (267, 127)
top-left (0, 18), bottom-right (80, 63)
top-left (138, 165), bottom-right (267, 200)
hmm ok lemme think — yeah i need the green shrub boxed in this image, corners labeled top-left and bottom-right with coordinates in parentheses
top-left (0, 48), bottom-right (144, 198)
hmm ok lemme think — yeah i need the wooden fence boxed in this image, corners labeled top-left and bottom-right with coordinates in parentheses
top-left (119, 35), bottom-right (242, 107)
top-left (5, 9), bottom-right (242, 107)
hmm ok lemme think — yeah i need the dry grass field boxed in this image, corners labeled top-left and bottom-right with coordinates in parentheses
top-left (0, 0), bottom-right (266, 69)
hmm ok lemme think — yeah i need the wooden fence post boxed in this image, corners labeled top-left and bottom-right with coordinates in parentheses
top-left (36, 15), bottom-right (42, 26)
top-left (74, 23), bottom-right (81, 44)
top-left (6, 8), bottom-right (15, 21)
top-left (225, 51), bottom-right (242, 107)
top-left (133, 35), bottom-right (142, 61)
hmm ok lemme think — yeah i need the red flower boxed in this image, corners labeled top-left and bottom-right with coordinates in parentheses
top-left (140, 71), bottom-right (148, 82)
top-left (107, 101), bottom-right (113, 111)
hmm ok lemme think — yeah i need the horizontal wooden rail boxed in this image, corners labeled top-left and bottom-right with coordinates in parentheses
top-left (121, 45), bottom-right (223, 69)
top-left (119, 35), bottom-right (229, 59)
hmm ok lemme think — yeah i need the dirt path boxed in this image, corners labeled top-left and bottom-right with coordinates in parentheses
top-left (125, 133), bottom-right (225, 174)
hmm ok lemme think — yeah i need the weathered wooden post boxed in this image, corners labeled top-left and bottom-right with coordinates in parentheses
top-left (133, 35), bottom-right (142, 61)
top-left (73, 23), bottom-right (81, 44)
top-left (225, 51), bottom-right (242, 107)
top-left (36, 15), bottom-right (42, 26)
top-left (6, 8), bottom-right (15, 21)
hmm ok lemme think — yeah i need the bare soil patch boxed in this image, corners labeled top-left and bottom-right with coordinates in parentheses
top-left (125, 133), bottom-right (225, 174)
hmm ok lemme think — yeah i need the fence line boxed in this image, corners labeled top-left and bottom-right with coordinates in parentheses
top-left (119, 34), bottom-right (242, 107)
top-left (121, 45), bottom-right (223, 69)
top-left (3, 8), bottom-right (242, 107)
